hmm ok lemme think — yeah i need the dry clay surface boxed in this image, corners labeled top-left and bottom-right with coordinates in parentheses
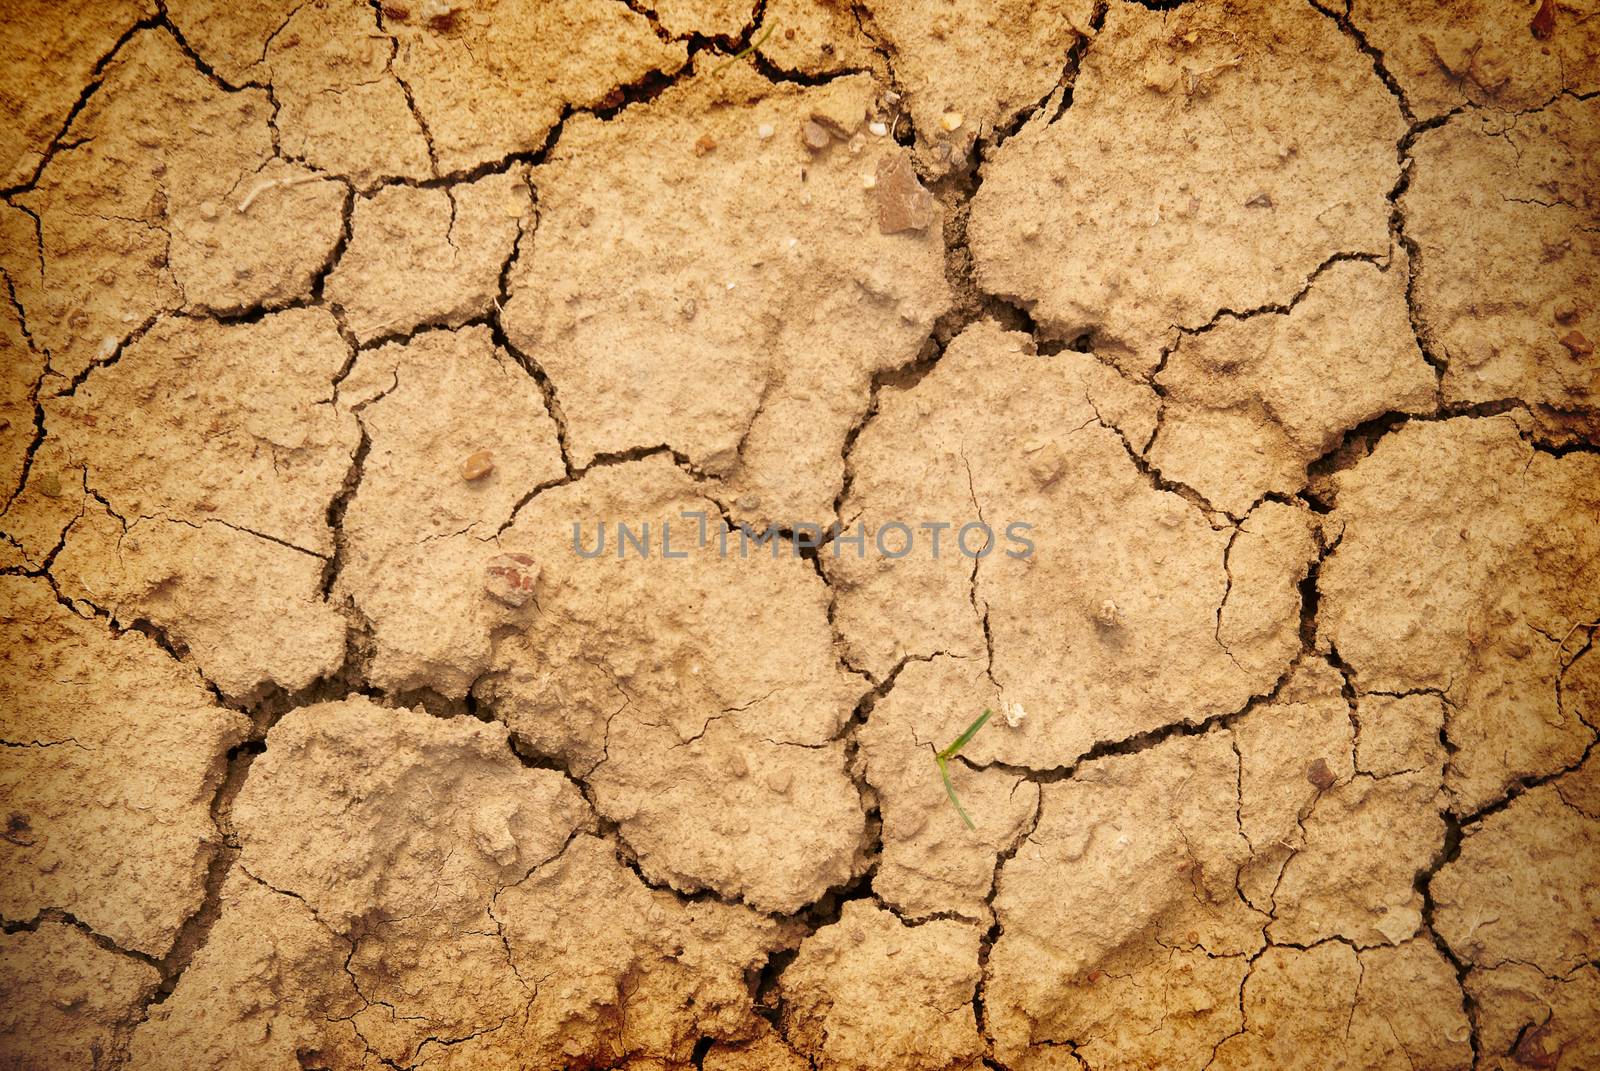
top-left (1, 1), bottom-right (1597, 1069)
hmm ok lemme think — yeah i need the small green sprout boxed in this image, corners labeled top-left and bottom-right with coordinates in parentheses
top-left (935, 708), bottom-right (992, 830)
top-left (710, 21), bottom-right (778, 75)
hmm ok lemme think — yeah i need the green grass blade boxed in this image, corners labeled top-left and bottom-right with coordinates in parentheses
top-left (938, 707), bottom-right (993, 761)
top-left (710, 21), bottom-right (777, 75)
top-left (937, 754), bottom-right (976, 830)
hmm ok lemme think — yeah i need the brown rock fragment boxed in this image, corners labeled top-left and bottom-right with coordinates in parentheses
top-left (1560, 330), bottom-right (1593, 358)
top-left (1531, 0), bottom-right (1557, 40)
top-left (874, 150), bottom-right (936, 233)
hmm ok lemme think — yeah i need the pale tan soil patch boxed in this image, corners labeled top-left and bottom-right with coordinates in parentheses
top-left (1345, 0), bottom-right (1600, 121)
top-left (1, 0), bottom-right (1597, 1068)
top-left (1404, 94), bottom-right (1600, 433)
top-left (500, 63), bottom-right (949, 525)
top-left (0, 576), bottom-right (248, 956)
top-left (0, 0), bottom-right (156, 188)
top-left (968, 0), bottom-right (1403, 376)
top-left (1317, 416), bottom-right (1600, 814)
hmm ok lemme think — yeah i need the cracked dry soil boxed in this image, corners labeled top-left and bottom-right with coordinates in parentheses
top-left (0, 0), bottom-right (1597, 1069)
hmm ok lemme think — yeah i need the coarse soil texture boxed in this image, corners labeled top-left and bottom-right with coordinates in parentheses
top-left (1, 0), bottom-right (1598, 1069)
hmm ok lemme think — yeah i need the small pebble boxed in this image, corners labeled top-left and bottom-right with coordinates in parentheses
top-left (1306, 757), bottom-right (1337, 790)
top-left (693, 133), bottom-right (716, 156)
top-left (484, 552), bottom-right (539, 608)
top-left (1244, 191), bottom-right (1273, 208)
top-left (460, 449), bottom-right (494, 481)
top-left (802, 120), bottom-right (831, 150)
top-left (1559, 329), bottom-right (1593, 357)
top-left (939, 111), bottom-right (964, 132)
top-left (756, 122), bottom-right (775, 140)
top-left (862, 172), bottom-right (877, 189)
top-left (868, 120), bottom-right (888, 137)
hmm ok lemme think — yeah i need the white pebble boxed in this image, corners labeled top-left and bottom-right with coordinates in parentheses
top-left (868, 121), bottom-right (888, 137)
top-left (862, 172), bottom-right (877, 189)
top-left (940, 111), bottom-right (964, 132)
top-left (756, 123), bottom-right (775, 139)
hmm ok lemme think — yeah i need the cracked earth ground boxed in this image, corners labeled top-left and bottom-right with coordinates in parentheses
top-left (0, 0), bottom-right (1597, 1067)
